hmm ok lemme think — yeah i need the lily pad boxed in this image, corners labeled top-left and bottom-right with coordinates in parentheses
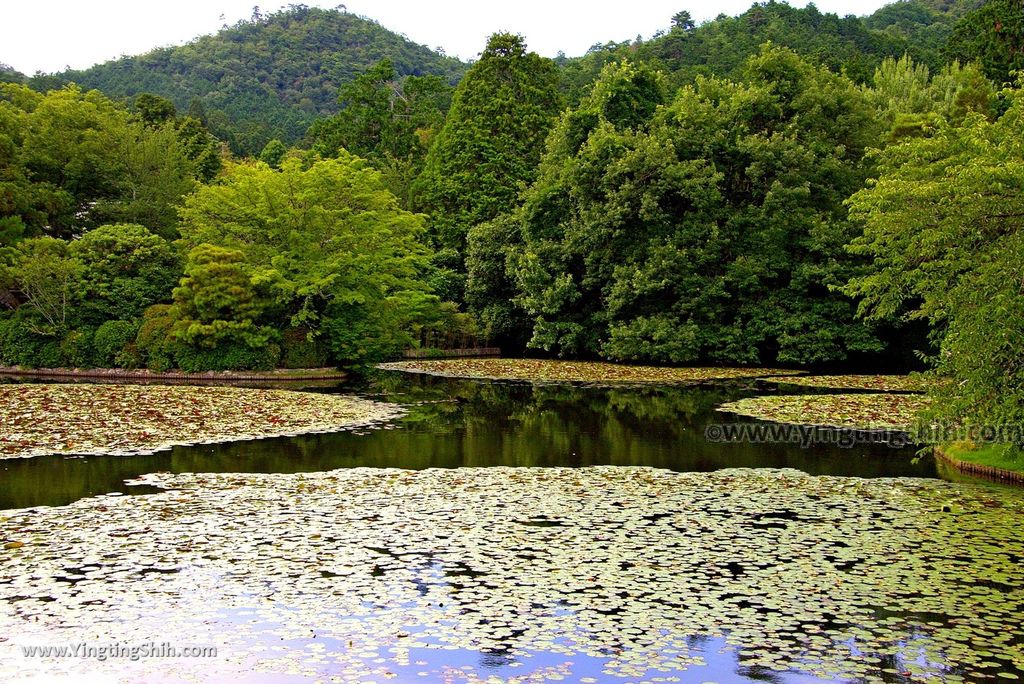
top-left (379, 359), bottom-right (804, 385)
top-left (761, 375), bottom-right (932, 393)
top-left (717, 393), bottom-right (932, 431)
top-left (0, 383), bottom-right (403, 460)
top-left (1, 467), bottom-right (1021, 682)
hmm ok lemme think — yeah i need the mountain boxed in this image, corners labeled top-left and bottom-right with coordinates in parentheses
top-left (865, 0), bottom-right (985, 69)
top-left (23, 1), bottom-right (987, 154)
top-left (29, 6), bottom-right (466, 154)
top-left (558, 0), bottom-right (975, 104)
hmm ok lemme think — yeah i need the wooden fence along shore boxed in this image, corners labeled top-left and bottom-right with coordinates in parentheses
top-left (934, 447), bottom-right (1024, 486)
top-left (0, 366), bottom-right (348, 383)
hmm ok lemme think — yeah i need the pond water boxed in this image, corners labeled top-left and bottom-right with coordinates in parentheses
top-left (0, 372), bottom-right (944, 510)
top-left (2, 372), bottom-right (1022, 684)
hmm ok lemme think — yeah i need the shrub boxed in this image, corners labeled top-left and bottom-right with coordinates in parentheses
top-left (36, 341), bottom-right (63, 368)
top-left (59, 328), bottom-right (96, 368)
top-left (94, 320), bottom-right (141, 367)
top-left (175, 342), bottom-right (281, 372)
top-left (114, 342), bottom-right (142, 370)
top-left (0, 317), bottom-right (53, 368)
top-left (135, 305), bottom-right (178, 372)
top-left (0, 318), bottom-right (16, 366)
top-left (280, 327), bottom-right (327, 369)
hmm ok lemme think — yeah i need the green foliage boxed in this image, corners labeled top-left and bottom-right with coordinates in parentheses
top-left (947, 0), bottom-right (1024, 84)
top-left (465, 213), bottom-right (530, 348)
top-left (0, 313), bottom-right (61, 367)
top-left (866, 55), bottom-right (995, 142)
top-left (4, 236), bottom-right (82, 336)
top-left (413, 33), bottom-right (562, 270)
top-left (0, 84), bottom-right (202, 238)
top-left (865, 0), bottom-right (978, 70)
top-left (508, 47), bottom-right (882, 364)
top-left (134, 304), bottom-right (177, 372)
top-left (174, 341), bottom-right (280, 372)
top-left (559, 1), bottom-right (939, 105)
top-left (69, 224), bottom-right (180, 325)
top-left (259, 139), bottom-right (287, 169)
top-left (280, 327), bottom-right (327, 369)
top-left (178, 154), bottom-right (440, 366)
top-left (93, 320), bottom-right (140, 366)
top-left (135, 93), bottom-right (177, 126)
top-left (845, 84), bottom-right (1024, 434)
top-left (307, 59), bottom-right (453, 204)
top-left (34, 7), bottom-right (465, 154)
top-left (59, 327), bottom-right (95, 368)
top-left (171, 243), bottom-right (275, 349)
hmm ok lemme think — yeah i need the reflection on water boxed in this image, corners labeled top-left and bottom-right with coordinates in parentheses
top-left (0, 373), bottom-right (940, 509)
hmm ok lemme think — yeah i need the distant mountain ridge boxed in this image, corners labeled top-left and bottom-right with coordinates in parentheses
top-left (29, 6), bottom-right (466, 154)
top-left (557, 0), bottom-right (979, 102)
top-left (23, 0), bottom-right (986, 154)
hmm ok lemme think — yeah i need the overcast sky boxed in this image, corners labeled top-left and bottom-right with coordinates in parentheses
top-left (2, 0), bottom-right (894, 75)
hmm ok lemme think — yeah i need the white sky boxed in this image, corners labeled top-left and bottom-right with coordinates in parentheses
top-left (1, 0), bottom-right (894, 75)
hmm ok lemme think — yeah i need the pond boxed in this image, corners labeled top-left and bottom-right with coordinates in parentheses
top-left (1, 371), bottom-right (1022, 684)
top-left (0, 373), bottom-right (940, 510)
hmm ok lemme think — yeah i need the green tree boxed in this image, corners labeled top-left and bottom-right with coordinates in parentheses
top-left (1, 84), bottom-right (201, 238)
top-left (178, 154), bottom-right (440, 365)
top-left (866, 55), bottom-right (995, 142)
top-left (69, 223), bottom-right (180, 325)
top-left (259, 138), bottom-right (287, 168)
top-left (171, 243), bottom-right (275, 348)
top-left (947, 0), bottom-right (1024, 84)
top-left (4, 237), bottom-right (82, 335)
top-left (135, 93), bottom-right (177, 127)
top-left (413, 32), bottom-right (562, 299)
top-left (844, 84), bottom-right (1024, 436)
top-left (510, 47), bottom-right (883, 363)
top-left (307, 59), bottom-right (452, 204)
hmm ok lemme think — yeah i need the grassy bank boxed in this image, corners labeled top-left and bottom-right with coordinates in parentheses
top-left (939, 442), bottom-right (1024, 476)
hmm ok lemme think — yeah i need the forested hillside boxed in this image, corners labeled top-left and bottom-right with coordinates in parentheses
top-left (559, 0), bottom-right (979, 102)
top-left (28, 6), bottom-right (466, 154)
top-left (19, 1), bottom-right (989, 154)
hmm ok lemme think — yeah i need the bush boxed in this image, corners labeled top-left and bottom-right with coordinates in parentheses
top-left (0, 317), bottom-right (55, 368)
top-left (36, 341), bottom-right (63, 368)
top-left (135, 305), bottom-right (178, 372)
top-left (59, 328), bottom-right (96, 368)
top-left (175, 342), bottom-right (281, 372)
top-left (114, 342), bottom-right (142, 370)
top-left (0, 318), bottom-right (16, 366)
top-left (94, 320), bottom-right (141, 367)
top-left (280, 327), bottom-right (327, 369)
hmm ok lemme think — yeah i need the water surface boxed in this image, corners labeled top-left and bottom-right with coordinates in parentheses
top-left (0, 373), bottom-right (940, 510)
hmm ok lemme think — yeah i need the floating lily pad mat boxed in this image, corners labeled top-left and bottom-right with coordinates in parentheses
top-left (379, 359), bottom-right (804, 385)
top-left (0, 383), bottom-right (403, 459)
top-left (719, 393), bottom-right (932, 431)
top-left (762, 374), bottom-right (931, 393)
top-left (2, 467), bottom-right (1022, 682)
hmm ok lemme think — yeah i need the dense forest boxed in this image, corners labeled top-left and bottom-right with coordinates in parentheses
top-left (1, 0), bottom-right (1022, 435)
top-left (15, 0), bottom-right (996, 154)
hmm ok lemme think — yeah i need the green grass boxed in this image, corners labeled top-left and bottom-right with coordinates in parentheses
top-left (941, 441), bottom-right (1024, 474)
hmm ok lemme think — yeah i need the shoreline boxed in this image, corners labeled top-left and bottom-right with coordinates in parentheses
top-left (0, 365), bottom-right (347, 384)
top-left (933, 445), bottom-right (1024, 486)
